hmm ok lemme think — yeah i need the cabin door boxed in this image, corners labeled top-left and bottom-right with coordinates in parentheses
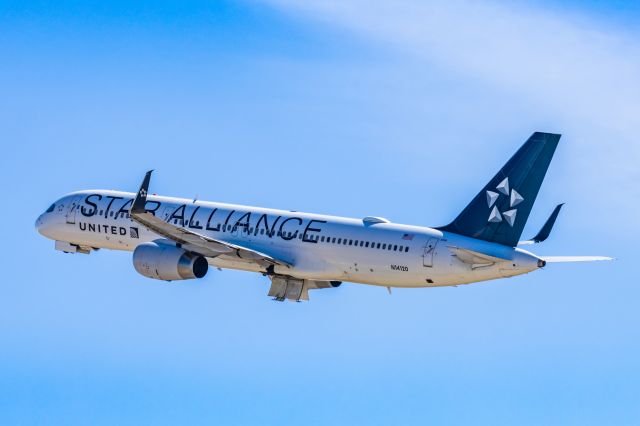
top-left (423, 237), bottom-right (438, 267)
top-left (65, 195), bottom-right (83, 224)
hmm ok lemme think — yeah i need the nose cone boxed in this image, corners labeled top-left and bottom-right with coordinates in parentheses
top-left (35, 213), bottom-right (55, 239)
top-left (35, 214), bottom-right (44, 235)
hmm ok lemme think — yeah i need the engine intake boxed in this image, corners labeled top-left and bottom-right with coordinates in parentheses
top-left (132, 242), bottom-right (208, 281)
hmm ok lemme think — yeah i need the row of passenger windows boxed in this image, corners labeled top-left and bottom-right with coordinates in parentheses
top-left (89, 210), bottom-right (130, 218)
top-left (98, 209), bottom-right (411, 253)
top-left (229, 225), bottom-right (410, 253)
top-left (317, 235), bottom-right (410, 252)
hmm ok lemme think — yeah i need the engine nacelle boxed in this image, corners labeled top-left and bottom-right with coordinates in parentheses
top-left (132, 242), bottom-right (208, 281)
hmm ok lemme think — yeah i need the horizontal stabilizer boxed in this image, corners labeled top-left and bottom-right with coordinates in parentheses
top-left (519, 203), bottom-right (564, 245)
top-left (542, 256), bottom-right (613, 263)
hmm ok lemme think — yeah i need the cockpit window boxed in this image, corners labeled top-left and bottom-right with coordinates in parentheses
top-left (45, 203), bottom-right (56, 213)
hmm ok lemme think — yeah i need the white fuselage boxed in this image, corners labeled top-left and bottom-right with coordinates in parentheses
top-left (36, 190), bottom-right (542, 288)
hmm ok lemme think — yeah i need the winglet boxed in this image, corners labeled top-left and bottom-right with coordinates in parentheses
top-left (518, 203), bottom-right (564, 245)
top-left (131, 170), bottom-right (153, 214)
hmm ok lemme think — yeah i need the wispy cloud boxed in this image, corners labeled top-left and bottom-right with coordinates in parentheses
top-left (264, 0), bottom-right (640, 233)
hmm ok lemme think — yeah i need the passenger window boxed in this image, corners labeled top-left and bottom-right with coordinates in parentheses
top-left (348, 240), bottom-right (353, 245)
top-left (365, 242), bottom-right (369, 247)
top-left (343, 239), bottom-right (348, 245)
top-left (388, 245), bottom-right (392, 250)
top-left (382, 244), bottom-right (386, 249)
top-left (405, 247), bottom-right (409, 252)
top-left (376, 243), bottom-right (381, 249)
top-left (332, 237), bottom-right (336, 243)
top-left (261, 229), bottom-right (265, 235)
top-left (394, 245), bottom-right (398, 251)
top-left (337, 238), bottom-right (342, 244)
top-left (99, 210), bottom-right (103, 215)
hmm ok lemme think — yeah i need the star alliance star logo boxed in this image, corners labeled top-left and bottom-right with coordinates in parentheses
top-left (486, 177), bottom-right (523, 227)
top-left (139, 189), bottom-right (147, 198)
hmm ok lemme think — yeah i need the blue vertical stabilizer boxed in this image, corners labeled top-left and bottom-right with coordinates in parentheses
top-left (438, 132), bottom-right (561, 247)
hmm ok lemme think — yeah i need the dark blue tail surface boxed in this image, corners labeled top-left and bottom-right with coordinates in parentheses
top-left (438, 132), bottom-right (561, 247)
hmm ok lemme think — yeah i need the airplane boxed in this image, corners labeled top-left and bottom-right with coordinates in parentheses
top-left (35, 132), bottom-right (611, 301)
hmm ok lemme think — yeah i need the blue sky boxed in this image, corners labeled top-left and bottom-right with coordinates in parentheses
top-left (1, 1), bottom-right (639, 424)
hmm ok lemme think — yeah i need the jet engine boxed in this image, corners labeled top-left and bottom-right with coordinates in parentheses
top-left (132, 241), bottom-right (208, 281)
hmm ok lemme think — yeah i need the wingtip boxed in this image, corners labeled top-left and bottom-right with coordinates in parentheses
top-left (130, 170), bottom-right (154, 214)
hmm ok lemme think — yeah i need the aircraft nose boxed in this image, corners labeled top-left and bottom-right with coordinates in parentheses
top-left (35, 213), bottom-right (55, 238)
top-left (35, 214), bottom-right (45, 236)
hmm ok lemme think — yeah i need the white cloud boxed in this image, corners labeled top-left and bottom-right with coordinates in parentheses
top-left (263, 0), bottom-right (640, 233)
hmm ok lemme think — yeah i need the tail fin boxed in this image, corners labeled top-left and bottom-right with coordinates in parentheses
top-left (438, 132), bottom-right (561, 247)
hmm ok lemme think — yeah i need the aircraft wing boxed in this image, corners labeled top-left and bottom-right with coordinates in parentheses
top-left (129, 171), bottom-right (292, 269)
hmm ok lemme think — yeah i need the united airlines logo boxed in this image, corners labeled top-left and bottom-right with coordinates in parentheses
top-left (486, 177), bottom-right (523, 227)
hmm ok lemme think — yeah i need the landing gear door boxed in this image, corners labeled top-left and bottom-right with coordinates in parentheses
top-left (65, 195), bottom-right (83, 224)
top-left (423, 237), bottom-right (438, 267)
